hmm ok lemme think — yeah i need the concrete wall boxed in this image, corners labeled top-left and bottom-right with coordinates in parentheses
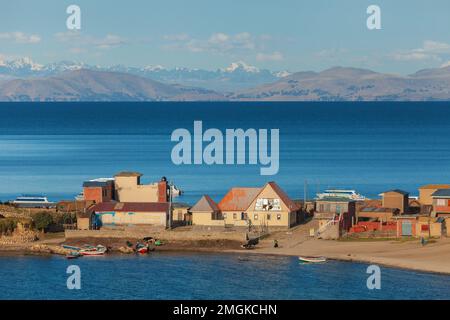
top-left (65, 228), bottom-right (245, 241)
top-left (96, 211), bottom-right (167, 227)
top-left (192, 211), bottom-right (225, 226)
top-left (416, 221), bottom-right (442, 238)
top-left (383, 192), bottom-right (408, 213)
top-left (172, 207), bottom-right (189, 222)
top-left (84, 184), bottom-right (114, 203)
top-left (419, 188), bottom-right (437, 206)
top-left (77, 217), bottom-right (90, 230)
top-left (115, 176), bottom-right (159, 202)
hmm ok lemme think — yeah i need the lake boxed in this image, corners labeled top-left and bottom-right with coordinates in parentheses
top-left (1, 102), bottom-right (450, 205)
top-left (0, 253), bottom-right (449, 300)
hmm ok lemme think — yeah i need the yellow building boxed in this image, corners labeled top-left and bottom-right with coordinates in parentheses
top-left (172, 202), bottom-right (191, 223)
top-left (191, 195), bottom-right (224, 226)
top-left (114, 172), bottom-right (168, 203)
top-left (418, 184), bottom-right (450, 206)
top-left (191, 182), bottom-right (300, 228)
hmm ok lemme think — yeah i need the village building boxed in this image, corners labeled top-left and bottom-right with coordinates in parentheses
top-left (357, 207), bottom-right (398, 222)
top-left (82, 178), bottom-right (115, 204)
top-left (172, 202), bottom-right (191, 225)
top-left (114, 172), bottom-right (169, 203)
top-left (190, 182), bottom-right (300, 229)
top-left (393, 215), bottom-right (443, 238)
top-left (191, 195), bottom-right (222, 226)
top-left (90, 202), bottom-right (170, 228)
top-left (381, 189), bottom-right (409, 214)
top-left (419, 184), bottom-right (450, 206)
top-left (314, 197), bottom-right (356, 239)
top-left (431, 189), bottom-right (450, 217)
top-left (76, 210), bottom-right (93, 230)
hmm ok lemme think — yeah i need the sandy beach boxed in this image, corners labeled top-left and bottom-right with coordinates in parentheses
top-left (1, 227), bottom-right (450, 275)
top-left (234, 225), bottom-right (450, 275)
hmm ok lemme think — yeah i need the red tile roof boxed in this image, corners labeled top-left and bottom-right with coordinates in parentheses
top-left (265, 182), bottom-right (301, 211)
top-left (92, 202), bottom-right (169, 212)
top-left (218, 187), bottom-right (261, 211)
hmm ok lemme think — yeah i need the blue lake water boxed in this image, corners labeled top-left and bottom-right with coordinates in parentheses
top-left (1, 102), bottom-right (450, 300)
top-left (0, 253), bottom-right (449, 300)
top-left (1, 102), bottom-right (450, 204)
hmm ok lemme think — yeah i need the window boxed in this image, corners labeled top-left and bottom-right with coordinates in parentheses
top-left (255, 198), bottom-right (281, 211)
top-left (336, 205), bottom-right (341, 214)
top-left (233, 213), bottom-right (237, 220)
top-left (267, 214), bottom-right (271, 220)
top-left (254, 214), bottom-right (258, 220)
top-left (421, 224), bottom-right (429, 232)
top-left (241, 212), bottom-right (247, 220)
top-left (437, 199), bottom-right (446, 206)
top-left (223, 213), bottom-right (227, 219)
top-left (277, 214), bottom-right (281, 220)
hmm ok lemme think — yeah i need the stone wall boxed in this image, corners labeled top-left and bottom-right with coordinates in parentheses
top-left (65, 227), bottom-right (246, 241)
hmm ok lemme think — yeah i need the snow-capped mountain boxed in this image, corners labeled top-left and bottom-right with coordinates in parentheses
top-left (0, 58), bottom-right (291, 91)
top-left (222, 61), bottom-right (260, 73)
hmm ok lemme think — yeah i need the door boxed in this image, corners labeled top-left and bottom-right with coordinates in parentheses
top-left (402, 221), bottom-right (413, 236)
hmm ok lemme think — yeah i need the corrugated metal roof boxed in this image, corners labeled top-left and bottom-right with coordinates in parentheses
top-left (92, 202), bottom-right (169, 212)
top-left (218, 187), bottom-right (261, 211)
top-left (432, 189), bottom-right (450, 198)
top-left (83, 180), bottom-right (114, 187)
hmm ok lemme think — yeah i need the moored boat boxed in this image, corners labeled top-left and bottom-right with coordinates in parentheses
top-left (137, 246), bottom-right (148, 254)
top-left (66, 252), bottom-right (82, 259)
top-left (79, 245), bottom-right (107, 256)
top-left (12, 194), bottom-right (55, 208)
top-left (298, 256), bottom-right (327, 263)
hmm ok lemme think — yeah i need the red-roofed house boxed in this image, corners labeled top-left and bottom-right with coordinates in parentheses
top-left (190, 182), bottom-right (300, 228)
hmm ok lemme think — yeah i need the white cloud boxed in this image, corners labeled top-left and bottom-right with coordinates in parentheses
top-left (390, 40), bottom-right (450, 61)
top-left (256, 51), bottom-right (284, 62)
top-left (0, 31), bottom-right (41, 44)
top-left (163, 32), bottom-right (261, 54)
top-left (55, 32), bottom-right (126, 51)
top-left (441, 61), bottom-right (450, 68)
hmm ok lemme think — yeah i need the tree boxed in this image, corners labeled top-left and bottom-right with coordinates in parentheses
top-left (32, 212), bottom-right (53, 232)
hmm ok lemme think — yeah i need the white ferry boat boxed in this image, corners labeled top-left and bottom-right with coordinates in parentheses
top-left (316, 189), bottom-right (367, 201)
top-left (12, 194), bottom-right (55, 208)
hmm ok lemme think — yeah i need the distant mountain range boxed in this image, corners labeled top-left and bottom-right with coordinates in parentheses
top-left (0, 69), bottom-right (224, 101)
top-left (0, 58), bottom-right (288, 92)
top-left (232, 66), bottom-right (450, 101)
top-left (1, 57), bottom-right (450, 101)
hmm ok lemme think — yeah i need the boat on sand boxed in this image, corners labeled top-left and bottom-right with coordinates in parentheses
top-left (79, 245), bottom-right (107, 256)
top-left (298, 256), bottom-right (327, 263)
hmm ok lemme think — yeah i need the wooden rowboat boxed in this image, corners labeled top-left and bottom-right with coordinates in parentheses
top-left (79, 245), bottom-right (107, 256)
top-left (298, 256), bottom-right (327, 263)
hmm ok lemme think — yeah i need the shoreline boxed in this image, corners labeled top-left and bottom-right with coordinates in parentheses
top-left (1, 237), bottom-right (450, 276)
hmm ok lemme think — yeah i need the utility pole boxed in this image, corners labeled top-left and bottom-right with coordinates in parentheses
top-left (168, 181), bottom-right (173, 230)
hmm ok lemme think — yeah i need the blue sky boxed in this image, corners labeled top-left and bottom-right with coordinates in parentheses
top-left (1, 0), bottom-right (450, 74)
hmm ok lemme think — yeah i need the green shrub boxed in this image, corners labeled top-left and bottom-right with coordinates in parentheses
top-left (0, 218), bottom-right (17, 235)
top-left (32, 212), bottom-right (54, 232)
